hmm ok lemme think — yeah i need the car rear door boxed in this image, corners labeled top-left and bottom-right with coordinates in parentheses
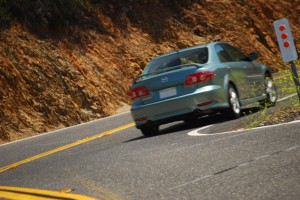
top-left (215, 44), bottom-right (249, 100)
top-left (221, 44), bottom-right (259, 100)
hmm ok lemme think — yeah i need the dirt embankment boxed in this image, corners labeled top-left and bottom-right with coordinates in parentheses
top-left (0, 0), bottom-right (300, 143)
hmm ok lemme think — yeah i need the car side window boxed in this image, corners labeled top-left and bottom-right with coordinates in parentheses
top-left (222, 44), bottom-right (247, 62)
top-left (215, 45), bottom-right (232, 62)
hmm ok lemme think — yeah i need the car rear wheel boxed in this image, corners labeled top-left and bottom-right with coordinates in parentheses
top-left (259, 74), bottom-right (277, 107)
top-left (221, 85), bottom-right (241, 119)
top-left (140, 124), bottom-right (159, 137)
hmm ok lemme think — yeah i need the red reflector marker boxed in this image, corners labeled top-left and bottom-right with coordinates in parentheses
top-left (279, 24), bottom-right (286, 31)
top-left (284, 41), bottom-right (290, 48)
top-left (281, 33), bottom-right (288, 40)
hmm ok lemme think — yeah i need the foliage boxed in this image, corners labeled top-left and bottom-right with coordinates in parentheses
top-left (0, 0), bottom-right (10, 25)
top-left (246, 103), bottom-right (300, 129)
top-left (4, 0), bottom-right (93, 35)
top-left (245, 69), bottom-right (300, 129)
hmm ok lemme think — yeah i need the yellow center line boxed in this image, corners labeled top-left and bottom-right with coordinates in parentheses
top-left (0, 186), bottom-right (96, 199)
top-left (0, 123), bottom-right (135, 173)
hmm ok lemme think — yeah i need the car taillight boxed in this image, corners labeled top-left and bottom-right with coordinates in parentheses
top-left (128, 86), bottom-right (150, 99)
top-left (185, 72), bottom-right (215, 85)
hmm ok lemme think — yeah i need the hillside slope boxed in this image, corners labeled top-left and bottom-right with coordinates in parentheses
top-left (1, 0), bottom-right (300, 143)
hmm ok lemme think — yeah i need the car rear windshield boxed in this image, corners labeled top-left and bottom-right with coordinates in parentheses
top-left (143, 47), bottom-right (208, 75)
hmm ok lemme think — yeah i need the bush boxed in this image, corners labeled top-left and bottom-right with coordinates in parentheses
top-left (0, 0), bottom-right (10, 25)
top-left (6, 0), bottom-right (91, 35)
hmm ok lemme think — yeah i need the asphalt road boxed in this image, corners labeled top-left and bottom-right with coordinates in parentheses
top-left (0, 96), bottom-right (300, 199)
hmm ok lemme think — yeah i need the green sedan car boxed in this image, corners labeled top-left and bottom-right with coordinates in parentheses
top-left (129, 42), bottom-right (277, 136)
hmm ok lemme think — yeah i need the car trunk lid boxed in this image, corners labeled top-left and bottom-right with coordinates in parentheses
top-left (133, 64), bottom-right (205, 104)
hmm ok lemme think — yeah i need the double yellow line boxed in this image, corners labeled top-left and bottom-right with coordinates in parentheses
top-left (0, 186), bottom-right (96, 200)
top-left (0, 123), bottom-right (134, 173)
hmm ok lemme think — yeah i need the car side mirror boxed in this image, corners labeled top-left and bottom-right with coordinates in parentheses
top-left (246, 53), bottom-right (259, 61)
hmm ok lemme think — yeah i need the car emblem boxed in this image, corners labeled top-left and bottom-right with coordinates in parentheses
top-left (161, 77), bottom-right (169, 83)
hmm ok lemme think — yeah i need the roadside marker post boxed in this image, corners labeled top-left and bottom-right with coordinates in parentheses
top-left (273, 18), bottom-right (300, 102)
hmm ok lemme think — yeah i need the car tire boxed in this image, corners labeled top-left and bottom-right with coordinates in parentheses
top-left (222, 84), bottom-right (241, 119)
top-left (140, 124), bottom-right (159, 137)
top-left (259, 74), bottom-right (277, 107)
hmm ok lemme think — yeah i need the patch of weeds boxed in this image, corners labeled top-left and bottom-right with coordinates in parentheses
top-left (257, 105), bottom-right (300, 127)
top-left (245, 100), bottom-right (300, 129)
top-left (244, 107), bottom-right (269, 129)
top-left (274, 70), bottom-right (298, 98)
top-left (245, 68), bottom-right (300, 129)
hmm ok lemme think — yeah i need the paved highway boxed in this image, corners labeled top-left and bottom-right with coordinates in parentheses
top-left (0, 96), bottom-right (300, 199)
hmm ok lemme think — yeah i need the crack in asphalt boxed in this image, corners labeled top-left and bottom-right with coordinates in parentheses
top-left (167, 143), bottom-right (300, 191)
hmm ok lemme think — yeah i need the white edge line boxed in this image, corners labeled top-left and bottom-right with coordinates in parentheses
top-left (277, 93), bottom-right (297, 102)
top-left (0, 111), bottom-right (130, 147)
top-left (188, 120), bottom-right (300, 136)
top-left (188, 93), bottom-right (298, 136)
top-left (167, 175), bottom-right (212, 191)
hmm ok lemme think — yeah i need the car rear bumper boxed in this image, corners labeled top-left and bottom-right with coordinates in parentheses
top-left (131, 85), bottom-right (228, 127)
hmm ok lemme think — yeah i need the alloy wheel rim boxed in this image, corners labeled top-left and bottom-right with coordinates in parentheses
top-left (266, 79), bottom-right (276, 102)
top-left (230, 88), bottom-right (240, 114)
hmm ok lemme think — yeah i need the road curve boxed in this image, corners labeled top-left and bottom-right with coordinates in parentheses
top-left (0, 99), bottom-right (300, 199)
